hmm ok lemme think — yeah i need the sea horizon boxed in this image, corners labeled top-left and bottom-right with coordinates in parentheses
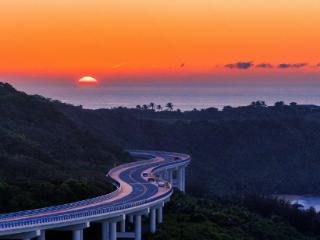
top-left (11, 82), bottom-right (320, 111)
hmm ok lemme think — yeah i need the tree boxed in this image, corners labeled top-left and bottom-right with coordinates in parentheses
top-left (290, 102), bottom-right (297, 107)
top-left (250, 101), bottom-right (267, 108)
top-left (142, 104), bottom-right (149, 110)
top-left (223, 106), bottom-right (233, 111)
top-left (136, 105), bottom-right (142, 110)
top-left (274, 101), bottom-right (285, 108)
top-left (149, 102), bottom-right (155, 110)
top-left (165, 102), bottom-right (174, 111)
top-left (156, 105), bottom-right (162, 111)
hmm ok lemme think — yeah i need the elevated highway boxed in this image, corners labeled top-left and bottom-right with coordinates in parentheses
top-left (0, 151), bottom-right (190, 240)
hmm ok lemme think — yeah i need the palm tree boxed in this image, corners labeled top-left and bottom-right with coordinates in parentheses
top-left (136, 105), bottom-right (142, 110)
top-left (142, 104), bottom-right (149, 110)
top-left (165, 102), bottom-right (173, 111)
top-left (149, 102), bottom-right (155, 110)
top-left (156, 105), bottom-right (162, 111)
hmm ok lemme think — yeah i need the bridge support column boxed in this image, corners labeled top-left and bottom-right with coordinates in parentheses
top-left (157, 206), bottom-right (163, 224)
top-left (102, 221), bottom-right (109, 240)
top-left (36, 230), bottom-right (45, 240)
top-left (120, 218), bottom-right (126, 232)
top-left (128, 215), bottom-right (134, 223)
top-left (150, 208), bottom-right (156, 233)
top-left (168, 170), bottom-right (173, 183)
top-left (55, 222), bottom-right (89, 240)
top-left (134, 215), bottom-right (142, 240)
top-left (72, 229), bottom-right (83, 240)
top-left (177, 167), bottom-right (183, 191)
top-left (182, 167), bottom-right (186, 192)
top-left (109, 222), bottom-right (117, 240)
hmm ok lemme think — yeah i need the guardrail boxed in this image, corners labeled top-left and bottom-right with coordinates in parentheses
top-left (0, 151), bottom-right (190, 232)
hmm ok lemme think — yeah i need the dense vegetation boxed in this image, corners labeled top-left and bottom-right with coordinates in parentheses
top-left (2, 82), bottom-right (320, 239)
top-left (0, 83), bottom-right (130, 212)
top-left (56, 99), bottom-right (320, 198)
top-left (150, 193), bottom-right (320, 240)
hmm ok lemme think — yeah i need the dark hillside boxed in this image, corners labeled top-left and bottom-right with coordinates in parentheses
top-left (0, 83), bottom-right (129, 212)
top-left (55, 98), bottom-right (320, 198)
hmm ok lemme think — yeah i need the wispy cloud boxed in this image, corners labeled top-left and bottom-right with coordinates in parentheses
top-left (225, 62), bottom-right (253, 70)
top-left (278, 63), bottom-right (308, 69)
top-left (112, 62), bottom-right (127, 69)
top-left (255, 63), bottom-right (273, 69)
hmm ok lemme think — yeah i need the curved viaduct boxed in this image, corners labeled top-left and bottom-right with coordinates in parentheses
top-left (0, 151), bottom-right (190, 240)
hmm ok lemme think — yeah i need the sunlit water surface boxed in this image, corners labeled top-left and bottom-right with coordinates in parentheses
top-left (13, 83), bottom-right (320, 110)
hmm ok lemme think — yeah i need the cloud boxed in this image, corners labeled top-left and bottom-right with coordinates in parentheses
top-left (255, 63), bottom-right (273, 68)
top-left (112, 62), bottom-right (127, 69)
top-left (225, 62), bottom-right (253, 70)
top-left (278, 63), bottom-right (308, 69)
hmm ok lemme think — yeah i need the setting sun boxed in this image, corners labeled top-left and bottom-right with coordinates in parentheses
top-left (78, 76), bottom-right (98, 84)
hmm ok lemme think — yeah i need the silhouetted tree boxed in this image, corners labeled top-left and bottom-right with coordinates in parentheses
top-left (165, 102), bottom-right (173, 111)
top-left (136, 105), bottom-right (142, 110)
top-left (149, 102), bottom-right (155, 110)
top-left (250, 101), bottom-right (267, 108)
top-left (156, 105), bottom-right (162, 111)
top-left (290, 102), bottom-right (298, 107)
top-left (274, 101), bottom-right (285, 108)
top-left (142, 104), bottom-right (149, 110)
top-left (223, 106), bottom-right (233, 111)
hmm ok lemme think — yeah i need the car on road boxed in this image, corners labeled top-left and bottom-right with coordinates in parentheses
top-left (148, 177), bottom-right (155, 182)
top-left (158, 181), bottom-right (165, 187)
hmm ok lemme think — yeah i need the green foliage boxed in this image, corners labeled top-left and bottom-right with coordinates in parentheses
top-left (150, 193), bottom-right (314, 240)
top-left (56, 101), bottom-right (320, 198)
top-left (0, 82), bottom-right (129, 212)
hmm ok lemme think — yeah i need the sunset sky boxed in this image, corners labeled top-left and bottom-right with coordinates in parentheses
top-left (1, 0), bottom-right (320, 84)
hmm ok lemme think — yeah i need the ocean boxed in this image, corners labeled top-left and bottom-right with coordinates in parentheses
top-left (14, 83), bottom-right (320, 111)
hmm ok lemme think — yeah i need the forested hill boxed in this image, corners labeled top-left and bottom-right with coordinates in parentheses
top-left (3, 82), bottom-right (320, 239)
top-left (2, 81), bottom-right (320, 211)
top-left (54, 94), bottom-right (320, 198)
top-left (0, 82), bottom-right (130, 212)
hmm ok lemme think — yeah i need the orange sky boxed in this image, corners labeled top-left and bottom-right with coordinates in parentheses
top-left (0, 0), bottom-right (320, 77)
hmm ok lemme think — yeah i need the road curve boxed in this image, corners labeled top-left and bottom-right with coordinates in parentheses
top-left (0, 150), bottom-right (190, 237)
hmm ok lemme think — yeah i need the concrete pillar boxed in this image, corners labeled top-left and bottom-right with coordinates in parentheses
top-left (120, 218), bottom-right (126, 232)
top-left (150, 208), bottom-right (156, 233)
top-left (178, 167), bottom-right (183, 191)
top-left (182, 167), bottom-right (186, 192)
top-left (102, 221), bottom-right (109, 240)
top-left (169, 170), bottom-right (173, 183)
top-left (37, 230), bottom-right (45, 240)
top-left (157, 207), bottom-right (163, 224)
top-left (134, 215), bottom-right (142, 240)
top-left (109, 222), bottom-right (117, 240)
top-left (72, 229), bottom-right (83, 240)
